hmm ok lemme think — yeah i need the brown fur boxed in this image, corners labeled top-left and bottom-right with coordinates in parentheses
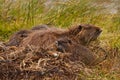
top-left (6, 24), bottom-right (66, 47)
top-left (6, 24), bottom-right (50, 46)
top-left (53, 37), bottom-right (106, 66)
top-left (20, 24), bottom-right (102, 48)
top-left (6, 30), bottom-right (32, 46)
top-left (73, 24), bottom-right (102, 45)
top-left (20, 29), bottom-right (65, 48)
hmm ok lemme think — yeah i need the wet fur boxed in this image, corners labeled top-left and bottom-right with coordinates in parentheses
top-left (54, 37), bottom-right (106, 66)
top-left (6, 24), bottom-right (50, 46)
top-left (20, 24), bottom-right (102, 48)
top-left (6, 30), bottom-right (32, 46)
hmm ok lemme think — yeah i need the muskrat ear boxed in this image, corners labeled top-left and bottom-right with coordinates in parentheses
top-left (78, 25), bottom-right (83, 30)
top-left (69, 25), bottom-right (83, 35)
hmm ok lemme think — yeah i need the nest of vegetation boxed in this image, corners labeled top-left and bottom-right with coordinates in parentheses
top-left (0, 41), bottom-right (119, 80)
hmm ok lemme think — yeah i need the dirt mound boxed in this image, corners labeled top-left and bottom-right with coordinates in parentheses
top-left (0, 41), bottom-right (95, 80)
top-left (0, 40), bottom-right (119, 80)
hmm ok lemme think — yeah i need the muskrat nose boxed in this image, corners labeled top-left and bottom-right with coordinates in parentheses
top-left (96, 28), bottom-right (102, 35)
top-left (99, 29), bottom-right (102, 33)
top-left (96, 28), bottom-right (102, 33)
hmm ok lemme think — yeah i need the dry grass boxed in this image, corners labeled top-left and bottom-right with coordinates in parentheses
top-left (0, 40), bottom-right (119, 80)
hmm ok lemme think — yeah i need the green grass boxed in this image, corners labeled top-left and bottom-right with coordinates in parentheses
top-left (0, 0), bottom-right (120, 79)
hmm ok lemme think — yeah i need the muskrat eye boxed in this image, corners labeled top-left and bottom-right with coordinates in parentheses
top-left (68, 39), bottom-right (72, 44)
top-left (20, 34), bottom-right (27, 37)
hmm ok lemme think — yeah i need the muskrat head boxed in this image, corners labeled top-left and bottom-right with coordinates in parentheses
top-left (6, 30), bottom-right (31, 46)
top-left (75, 24), bottom-right (102, 45)
top-left (45, 37), bottom-right (72, 57)
top-left (54, 37), bottom-right (72, 53)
